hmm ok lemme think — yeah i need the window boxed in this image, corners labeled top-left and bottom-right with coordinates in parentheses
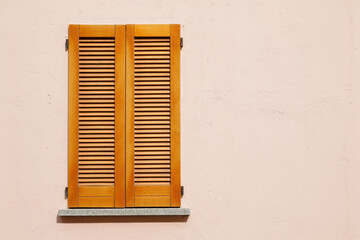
top-left (68, 24), bottom-right (181, 208)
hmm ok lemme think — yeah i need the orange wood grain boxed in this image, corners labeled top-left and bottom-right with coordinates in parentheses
top-left (79, 197), bottom-right (114, 207)
top-left (68, 24), bottom-right (79, 208)
top-left (170, 24), bottom-right (181, 207)
top-left (79, 25), bottom-right (115, 37)
top-left (114, 25), bottom-right (126, 208)
top-left (79, 186), bottom-right (114, 197)
top-left (125, 24), bottom-right (135, 207)
top-left (135, 185), bottom-right (170, 196)
top-left (135, 24), bottom-right (170, 37)
top-left (135, 196), bottom-right (170, 207)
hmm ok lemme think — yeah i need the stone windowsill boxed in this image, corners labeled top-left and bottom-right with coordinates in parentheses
top-left (58, 208), bottom-right (190, 216)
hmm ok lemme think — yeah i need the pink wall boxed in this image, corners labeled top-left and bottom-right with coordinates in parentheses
top-left (1, 0), bottom-right (360, 239)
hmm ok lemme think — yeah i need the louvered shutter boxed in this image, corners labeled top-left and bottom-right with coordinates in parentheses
top-left (125, 24), bottom-right (181, 207)
top-left (68, 25), bottom-right (125, 208)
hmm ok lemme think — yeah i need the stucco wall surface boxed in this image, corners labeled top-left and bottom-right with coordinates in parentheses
top-left (1, 0), bottom-right (360, 239)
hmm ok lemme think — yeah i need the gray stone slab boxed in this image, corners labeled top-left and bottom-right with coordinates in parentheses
top-left (58, 208), bottom-right (190, 216)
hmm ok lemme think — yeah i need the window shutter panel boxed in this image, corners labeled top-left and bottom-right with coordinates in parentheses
top-left (125, 24), bottom-right (181, 207)
top-left (68, 25), bottom-right (126, 208)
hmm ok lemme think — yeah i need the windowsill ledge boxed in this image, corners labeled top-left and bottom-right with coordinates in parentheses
top-left (58, 208), bottom-right (190, 216)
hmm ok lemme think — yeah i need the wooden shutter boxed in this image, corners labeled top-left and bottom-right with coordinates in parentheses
top-left (68, 25), bottom-right (125, 208)
top-left (125, 24), bottom-right (181, 207)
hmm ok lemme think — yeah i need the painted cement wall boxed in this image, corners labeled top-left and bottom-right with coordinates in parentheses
top-left (1, 0), bottom-right (360, 239)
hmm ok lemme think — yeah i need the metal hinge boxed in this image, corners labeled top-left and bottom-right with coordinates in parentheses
top-left (181, 186), bottom-right (184, 198)
top-left (180, 37), bottom-right (183, 49)
top-left (65, 187), bottom-right (68, 199)
top-left (65, 39), bottom-right (69, 51)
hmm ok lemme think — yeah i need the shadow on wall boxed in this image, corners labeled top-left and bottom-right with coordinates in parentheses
top-left (57, 215), bottom-right (189, 223)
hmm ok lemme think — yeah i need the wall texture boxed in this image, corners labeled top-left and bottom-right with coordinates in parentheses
top-left (1, 0), bottom-right (360, 239)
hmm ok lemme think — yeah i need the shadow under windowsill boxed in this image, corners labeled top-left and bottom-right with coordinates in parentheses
top-left (57, 215), bottom-right (189, 223)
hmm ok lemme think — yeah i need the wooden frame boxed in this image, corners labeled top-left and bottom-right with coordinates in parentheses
top-left (114, 25), bottom-right (126, 208)
top-left (169, 24), bottom-right (181, 207)
top-left (69, 24), bottom-right (181, 208)
top-left (125, 24), bottom-right (135, 207)
top-left (68, 24), bottom-right (80, 208)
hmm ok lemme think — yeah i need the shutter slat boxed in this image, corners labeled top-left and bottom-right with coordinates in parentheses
top-left (135, 86), bottom-right (170, 90)
top-left (134, 178), bottom-right (171, 182)
top-left (135, 173), bottom-right (171, 177)
top-left (80, 39), bottom-right (115, 42)
top-left (79, 60), bottom-right (115, 64)
top-left (134, 38), bottom-right (170, 42)
top-left (79, 161), bottom-right (115, 164)
top-left (135, 72), bottom-right (170, 77)
top-left (134, 95), bottom-right (170, 99)
top-left (78, 183), bottom-right (114, 186)
top-left (79, 179), bottom-right (114, 182)
top-left (79, 90), bottom-right (115, 94)
top-left (134, 121), bottom-right (170, 125)
top-left (79, 169), bottom-right (115, 173)
top-left (79, 139), bottom-right (114, 143)
top-left (134, 142), bottom-right (170, 146)
top-left (79, 174), bottom-right (115, 178)
top-left (79, 112), bottom-right (114, 116)
top-left (79, 152), bottom-right (115, 156)
top-left (134, 107), bottom-right (170, 111)
top-left (134, 55), bottom-right (170, 60)
top-left (79, 99), bottom-right (114, 103)
top-left (134, 47), bottom-right (170, 51)
top-left (135, 82), bottom-right (170, 86)
top-left (134, 64), bottom-right (170, 68)
top-left (79, 147), bottom-right (115, 151)
top-left (134, 133), bottom-right (170, 137)
top-left (134, 116), bottom-right (170, 121)
top-left (135, 150), bottom-right (170, 155)
top-left (80, 47), bottom-right (115, 51)
top-left (135, 129), bottom-right (170, 133)
top-left (79, 78), bottom-right (114, 81)
top-left (80, 65), bottom-right (115, 69)
top-left (135, 99), bottom-right (170, 103)
top-left (79, 125), bottom-right (114, 129)
top-left (79, 143), bottom-right (114, 147)
top-left (134, 112), bottom-right (170, 116)
top-left (134, 155), bottom-right (170, 160)
top-left (79, 156), bottom-right (115, 160)
top-left (79, 165), bottom-right (114, 169)
top-left (135, 164), bottom-right (170, 169)
top-left (80, 82), bottom-right (115, 86)
top-left (79, 69), bottom-right (115, 73)
top-left (79, 130), bottom-right (114, 134)
top-left (134, 69), bottom-right (170, 73)
top-left (79, 43), bottom-right (115, 47)
top-left (79, 56), bottom-right (115, 60)
top-left (134, 42), bottom-right (170, 46)
top-left (79, 121), bottom-right (114, 125)
top-left (134, 77), bottom-right (170, 81)
top-left (135, 169), bottom-right (170, 173)
top-left (79, 108), bottom-right (115, 112)
top-left (79, 51), bottom-right (115, 55)
top-left (79, 117), bottom-right (114, 121)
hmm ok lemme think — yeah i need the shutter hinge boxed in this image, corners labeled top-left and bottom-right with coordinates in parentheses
top-left (180, 37), bottom-right (183, 49)
top-left (65, 187), bottom-right (68, 199)
top-left (65, 39), bottom-right (69, 51)
top-left (181, 186), bottom-right (184, 198)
